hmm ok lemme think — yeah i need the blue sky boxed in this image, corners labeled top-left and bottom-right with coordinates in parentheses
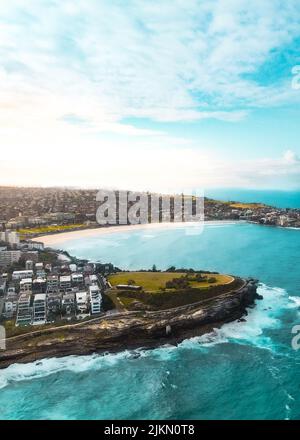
top-left (1, 0), bottom-right (300, 191)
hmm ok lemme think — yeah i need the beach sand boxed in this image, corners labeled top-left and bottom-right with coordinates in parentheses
top-left (32, 221), bottom-right (239, 247)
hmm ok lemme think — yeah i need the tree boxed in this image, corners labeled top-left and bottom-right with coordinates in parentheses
top-left (127, 279), bottom-right (136, 285)
top-left (166, 266), bottom-right (176, 272)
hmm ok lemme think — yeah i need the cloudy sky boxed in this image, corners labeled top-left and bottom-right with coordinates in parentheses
top-left (1, 0), bottom-right (300, 191)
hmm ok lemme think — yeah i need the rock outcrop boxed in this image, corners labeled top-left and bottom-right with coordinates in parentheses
top-left (0, 279), bottom-right (260, 369)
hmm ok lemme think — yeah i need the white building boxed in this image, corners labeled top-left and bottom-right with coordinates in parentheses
top-left (71, 273), bottom-right (83, 285)
top-left (69, 264), bottom-right (77, 272)
top-left (32, 294), bottom-right (47, 325)
top-left (89, 285), bottom-right (102, 315)
top-left (29, 241), bottom-right (44, 251)
top-left (76, 291), bottom-right (89, 314)
top-left (12, 270), bottom-right (33, 281)
top-left (4, 294), bottom-right (18, 318)
top-left (19, 278), bottom-right (32, 292)
top-left (0, 231), bottom-right (20, 246)
top-left (25, 260), bottom-right (34, 270)
top-left (35, 262), bottom-right (44, 270)
top-left (47, 275), bottom-right (59, 293)
top-left (85, 274), bottom-right (98, 287)
top-left (0, 250), bottom-right (22, 266)
top-left (16, 293), bottom-right (32, 326)
top-left (60, 275), bottom-right (72, 290)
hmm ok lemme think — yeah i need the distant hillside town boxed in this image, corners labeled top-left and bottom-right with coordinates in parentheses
top-left (0, 186), bottom-right (299, 234)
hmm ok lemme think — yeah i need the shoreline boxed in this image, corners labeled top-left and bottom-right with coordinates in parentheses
top-left (33, 220), bottom-right (241, 246)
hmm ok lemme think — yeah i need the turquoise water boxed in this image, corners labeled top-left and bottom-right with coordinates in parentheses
top-left (205, 189), bottom-right (300, 209)
top-left (1, 222), bottom-right (300, 420)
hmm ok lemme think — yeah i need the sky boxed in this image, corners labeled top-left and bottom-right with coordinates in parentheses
top-left (1, 0), bottom-right (300, 192)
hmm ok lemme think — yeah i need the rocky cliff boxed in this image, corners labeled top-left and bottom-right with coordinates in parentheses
top-left (0, 279), bottom-right (260, 369)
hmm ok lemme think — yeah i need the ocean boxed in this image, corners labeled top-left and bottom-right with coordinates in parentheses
top-left (0, 191), bottom-right (300, 420)
top-left (205, 188), bottom-right (300, 209)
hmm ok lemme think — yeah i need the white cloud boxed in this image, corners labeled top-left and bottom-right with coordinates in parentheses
top-left (1, 0), bottom-right (300, 135)
top-left (283, 149), bottom-right (299, 164)
top-left (0, 1), bottom-right (300, 190)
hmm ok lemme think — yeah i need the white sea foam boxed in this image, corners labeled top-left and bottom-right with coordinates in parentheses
top-left (288, 296), bottom-right (300, 307)
top-left (204, 221), bottom-right (241, 229)
top-left (179, 284), bottom-right (296, 351)
top-left (0, 350), bottom-right (132, 390)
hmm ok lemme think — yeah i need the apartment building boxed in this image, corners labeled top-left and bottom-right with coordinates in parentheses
top-left (16, 293), bottom-right (32, 326)
top-left (32, 278), bottom-right (47, 293)
top-left (0, 231), bottom-right (20, 246)
top-left (47, 293), bottom-right (62, 315)
top-left (47, 275), bottom-right (59, 293)
top-left (60, 275), bottom-right (72, 290)
top-left (0, 250), bottom-right (22, 267)
top-left (12, 270), bottom-right (33, 281)
top-left (32, 294), bottom-right (47, 325)
top-left (62, 292), bottom-right (75, 315)
top-left (71, 273), bottom-right (83, 287)
top-left (89, 285), bottom-right (102, 315)
top-left (25, 260), bottom-right (34, 270)
top-left (76, 291), bottom-right (89, 314)
top-left (19, 278), bottom-right (32, 293)
top-left (3, 292), bottom-right (18, 319)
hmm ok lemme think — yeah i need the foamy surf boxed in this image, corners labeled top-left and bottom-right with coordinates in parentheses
top-left (179, 284), bottom-right (296, 352)
top-left (288, 296), bottom-right (300, 307)
top-left (0, 350), bottom-right (134, 390)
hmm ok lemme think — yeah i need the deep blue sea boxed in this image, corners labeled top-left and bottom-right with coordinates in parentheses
top-left (1, 191), bottom-right (300, 420)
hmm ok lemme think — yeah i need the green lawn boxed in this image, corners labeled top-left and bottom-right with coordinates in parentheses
top-left (108, 271), bottom-right (234, 292)
top-left (109, 272), bottom-right (187, 291)
top-left (189, 274), bottom-right (234, 288)
top-left (18, 224), bottom-right (87, 236)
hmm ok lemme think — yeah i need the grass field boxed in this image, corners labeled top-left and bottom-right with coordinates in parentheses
top-left (108, 271), bottom-right (239, 311)
top-left (18, 224), bottom-right (87, 236)
top-left (229, 203), bottom-right (265, 210)
top-left (109, 272), bottom-right (186, 291)
top-left (108, 271), bottom-right (233, 292)
top-left (190, 274), bottom-right (234, 288)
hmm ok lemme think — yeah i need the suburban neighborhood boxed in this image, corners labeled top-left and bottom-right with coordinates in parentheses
top-left (0, 230), bottom-right (113, 331)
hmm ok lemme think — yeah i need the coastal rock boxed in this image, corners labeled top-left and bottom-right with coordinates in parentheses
top-left (0, 279), bottom-right (259, 369)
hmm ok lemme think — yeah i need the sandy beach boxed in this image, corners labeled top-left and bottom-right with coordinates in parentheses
top-left (33, 220), bottom-right (240, 247)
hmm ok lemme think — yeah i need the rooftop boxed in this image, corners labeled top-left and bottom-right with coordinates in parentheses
top-left (34, 294), bottom-right (46, 301)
